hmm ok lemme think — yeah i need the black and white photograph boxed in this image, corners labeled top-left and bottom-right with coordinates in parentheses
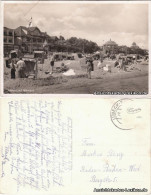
top-left (3, 2), bottom-right (149, 94)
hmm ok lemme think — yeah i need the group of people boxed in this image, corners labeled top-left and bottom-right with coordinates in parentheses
top-left (8, 58), bottom-right (26, 79)
top-left (8, 55), bottom-right (55, 79)
top-left (86, 54), bottom-right (105, 79)
top-left (85, 53), bottom-right (132, 79)
top-left (115, 54), bottom-right (138, 71)
top-left (115, 55), bottom-right (127, 71)
top-left (8, 53), bottom-right (140, 80)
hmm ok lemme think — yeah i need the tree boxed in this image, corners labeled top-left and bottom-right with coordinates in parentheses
top-left (66, 37), bottom-right (100, 53)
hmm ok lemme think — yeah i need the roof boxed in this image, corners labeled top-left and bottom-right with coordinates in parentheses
top-left (104, 39), bottom-right (118, 46)
top-left (49, 36), bottom-right (59, 40)
top-left (6, 25), bottom-right (58, 41)
top-left (4, 27), bottom-right (14, 31)
top-left (28, 27), bottom-right (37, 32)
top-left (15, 26), bottom-right (28, 36)
top-left (22, 58), bottom-right (36, 62)
top-left (131, 42), bottom-right (139, 48)
top-left (28, 27), bottom-right (42, 36)
top-left (127, 54), bottom-right (137, 57)
top-left (10, 50), bottom-right (17, 53)
top-left (132, 42), bottom-right (137, 46)
top-left (15, 26), bottom-right (44, 37)
top-left (34, 51), bottom-right (45, 53)
top-left (41, 32), bottom-right (47, 36)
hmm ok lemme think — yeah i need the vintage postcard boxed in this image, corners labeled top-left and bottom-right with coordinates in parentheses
top-left (0, 98), bottom-right (150, 194)
top-left (1, 1), bottom-right (149, 95)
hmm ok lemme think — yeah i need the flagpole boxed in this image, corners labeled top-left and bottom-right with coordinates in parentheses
top-left (28, 17), bottom-right (33, 54)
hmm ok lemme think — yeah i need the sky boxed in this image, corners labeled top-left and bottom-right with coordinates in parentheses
top-left (4, 2), bottom-right (148, 49)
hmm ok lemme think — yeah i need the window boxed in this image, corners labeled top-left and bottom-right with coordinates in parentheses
top-left (38, 39), bottom-right (42, 43)
top-left (33, 38), bottom-right (36, 42)
top-left (4, 38), bottom-right (7, 43)
top-left (9, 39), bottom-right (13, 43)
top-left (9, 31), bottom-right (13, 36)
top-left (26, 37), bottom-right (31, 42)
top-left (4, 31), bottom-right (7, 36)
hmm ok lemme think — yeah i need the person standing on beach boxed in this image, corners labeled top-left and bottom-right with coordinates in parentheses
top-left (16, 58), bottom-right (26, 78)
top-left (10, 59), bottom-right (16, 79)
top-left (86, 57), bottom-right (94, 79)
top-left (119, 57), bottom-right (126, 71)
top-left (50, 56), bottom-right (55, 74)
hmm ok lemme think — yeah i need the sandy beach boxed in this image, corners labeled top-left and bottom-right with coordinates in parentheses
top-left (4, 58), bottom-right (148, 94)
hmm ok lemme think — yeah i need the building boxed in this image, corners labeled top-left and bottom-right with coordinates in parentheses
top-left (131, 42), bottom-right (139, 49)
top-left (3, 25), bottom-right (64, 55)
top-left (14, 26), bottom-right (50, 53)
top-left (14, 26), bottom-right (67, 53)
top-left (4, 27), bottom-right (14, 55)
top-left (103, 39), bottom-right (118, 54)
top-left (46, 35), bottom-right (60, 52)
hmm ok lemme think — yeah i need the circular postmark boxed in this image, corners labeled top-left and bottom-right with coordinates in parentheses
top-left (110, 99), bottom-right (142, 130)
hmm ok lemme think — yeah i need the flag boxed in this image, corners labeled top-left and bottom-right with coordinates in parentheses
top-left (43, 39), bottom-right (47, 48)
top-left (28, 17), bottom-right (32, 27)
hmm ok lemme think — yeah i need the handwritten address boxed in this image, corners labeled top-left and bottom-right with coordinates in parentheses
top-left (1, 100), bottom-right (72, 191)
top-left (79, 138), bottom-right (141, 187)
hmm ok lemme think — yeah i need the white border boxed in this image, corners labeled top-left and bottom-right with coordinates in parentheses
top-left (1, 1), bottom-right (150, 98)
top-left (0, 1), bottom-right (3, 96)
top-left (149, 1), bottom-right (151, 95)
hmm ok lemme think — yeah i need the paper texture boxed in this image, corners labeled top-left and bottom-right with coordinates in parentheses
top-left (0, 98), bottom-right (150, 194)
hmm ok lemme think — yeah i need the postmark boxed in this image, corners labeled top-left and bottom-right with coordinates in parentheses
top-left (110, 99), bottom-right (142, 130)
